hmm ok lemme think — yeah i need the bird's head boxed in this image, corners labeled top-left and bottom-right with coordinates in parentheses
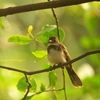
top-left (48, 36), bottom-right (59, 44)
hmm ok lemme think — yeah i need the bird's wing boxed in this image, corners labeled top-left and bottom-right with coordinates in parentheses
top-left (59, 43), bottom-right (71, 61)
top-left (59, 43), bottom-right (82, 87)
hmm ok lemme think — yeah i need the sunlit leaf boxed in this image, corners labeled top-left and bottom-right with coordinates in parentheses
top-left (27, 25), bottom-right (34, 39)
top-left (29, 77), bottom-right (37, 91)
top-left (35, 25), bottom-right (65, 46)
top-left (28, 25), bottom-right (33, 33)
top-left (49, 71), bottom-right (58, 87)
top-left (42, 24), bottom-right (57, 32)
top-left (42, 63), bottom-right (51, 69)
top-left (32, 50), bottom-right (47, 58)
top-left (40, 83), bottom-right (46, 92)
top-left (17, 77), bottom-right (28, 92)
top-left (8, 35), bottom-right (33, 45)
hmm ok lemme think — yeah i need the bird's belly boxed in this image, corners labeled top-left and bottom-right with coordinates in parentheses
top-left (48, 49), bottom-right (66, 64)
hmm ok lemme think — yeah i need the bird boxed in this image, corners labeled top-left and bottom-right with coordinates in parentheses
top-left (47, 36), bottom-right (82, 87)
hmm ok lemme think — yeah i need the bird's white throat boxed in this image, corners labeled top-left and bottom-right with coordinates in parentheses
top-left (47, 46), bottom-right (66, 64)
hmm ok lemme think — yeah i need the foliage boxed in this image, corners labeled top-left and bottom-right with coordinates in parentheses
top-left (8, 25), bottom-right (65, 46)
top-left (8, 35), bottom-right (33, 45)
top-left (8, 25), bottom-right (63, 100)
top-left (49, 71), bottom-right (58, 87)
top-left (32, 51), bottom-right (47, 58)
top-left (17, 76), bottom-right (29, 92)
top-left (36, 25), bottom-right (65, 46)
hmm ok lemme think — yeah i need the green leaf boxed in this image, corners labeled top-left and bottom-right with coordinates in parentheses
top-left (49, 71), bottom-right (58, 87)
top-left (17, 77), bottom-right (28, 92)
top-left (29, 77), bottom-right (37, 91)
top-left (38, 25), bottom-right (57, 35)
top-left (27, 25), bottom-right (34, 39)
top-left (40, 83), bottom-right (46, 92)
top-left (42, 24), bottom-right (57, 32)
top-left (28, 25), bottom-right (33, 33)
top-left (42, 63), bottom-right (51, 69)
top-left (35, 25), bottom-right (65, 46)
top-left (32, 50), bottom-right (47, 58)
top-left (8, 35), bottom-right (33, 45)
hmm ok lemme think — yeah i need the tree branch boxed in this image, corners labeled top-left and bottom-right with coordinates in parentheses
top-left (22, 74), bottom-right (31, 100)
top-left (0, 49), bottom-right (100, 75)
top-left (48, 0), bottom-right (60, 41)
top-left (0, 49), bottom-right (100, 100)
top-left (0, 0), bottom-right (100, 17)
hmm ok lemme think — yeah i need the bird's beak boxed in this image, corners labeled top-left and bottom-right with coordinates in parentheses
top-left (49, 39), bottom-right (53, 43)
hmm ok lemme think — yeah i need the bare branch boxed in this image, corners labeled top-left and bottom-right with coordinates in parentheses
top-left (48, 0), bottom-right (60, 40)
top-left (22, 74), bottom-right (31, 100)
top-left (0, 49), bottom-right (100, 75)
top-left (0, 65), bottom-right (29, 74)
top-left (52, 8), bottom-right (60, 40)
top-left (0, 0), bottom-right (100, 17)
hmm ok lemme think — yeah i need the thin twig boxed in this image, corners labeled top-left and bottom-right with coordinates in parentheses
top-left (22, 74), bottom-right (31, 100)
top-left (51, 8), bottom-right (60, 40)
top-left (48, 0), bottom-right (60, 40)
top-left (62, 69), bottom-right (67, 100)
top-left (0, 0), bottom-right (99, 17)
top-left (27, 88), bottom-right (64, 98)
top-left (0, 50), bottom-right (100, 75)
top-left (46, 88), bottom-right (64, 92)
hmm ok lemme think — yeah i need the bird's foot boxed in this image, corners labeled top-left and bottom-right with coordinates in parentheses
top-left (52, 64), bottom-right (57, 68)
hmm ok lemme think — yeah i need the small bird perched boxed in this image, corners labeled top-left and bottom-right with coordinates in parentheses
top-left (47, 36), bottom-right (82, 87)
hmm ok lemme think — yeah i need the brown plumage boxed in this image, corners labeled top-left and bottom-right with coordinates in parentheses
top-left (47, 36), bottom-right (82, 87)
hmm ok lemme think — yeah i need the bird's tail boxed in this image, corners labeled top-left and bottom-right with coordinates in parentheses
top-left (66, 66), bottom-right (82, 87)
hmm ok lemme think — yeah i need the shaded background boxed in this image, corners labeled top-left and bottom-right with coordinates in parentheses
top-left (0, 0), bottom-right (100, 100)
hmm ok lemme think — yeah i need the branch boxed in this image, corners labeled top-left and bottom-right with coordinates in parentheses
top-left (51, 8), bottom-right (60, 40)
top-left (0, 0), bottom-right (100, 17)
top-left (48, 0), bottom-right (60, 40)
top-left (22, 74), bottom-right (31, 100)
top-left (0, 49), bottom-right (100, 75)
top-left (0, 49), bottom-right (100, 99)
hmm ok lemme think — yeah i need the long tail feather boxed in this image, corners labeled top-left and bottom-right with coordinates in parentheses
top-left (66, 67), bottom-right (82, 87)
